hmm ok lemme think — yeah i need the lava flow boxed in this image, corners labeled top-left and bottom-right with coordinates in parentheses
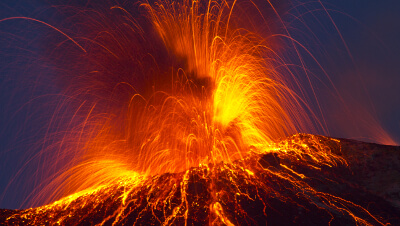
top-left (0, 0), bottom-right (399, 225)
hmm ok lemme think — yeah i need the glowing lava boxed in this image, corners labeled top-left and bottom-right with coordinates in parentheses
top-left (0, 0), bottom-right (396, 225)
top-left (33, 0), bottom-right (320, 203)
top-left (4, 135), bottom-right (394, 225)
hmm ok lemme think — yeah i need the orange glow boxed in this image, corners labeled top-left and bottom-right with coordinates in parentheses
top-left (1, 0), bottom-right (392, 225)
top-left (43, 0), bottom-right (320, 199)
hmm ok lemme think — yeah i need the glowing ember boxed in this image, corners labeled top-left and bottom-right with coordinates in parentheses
top-left (3, 135), bottom-right (397, 225)
top-left (32, 0), bottom-right (320, 204)
top-left (0, 0), bottom-right (398, 225)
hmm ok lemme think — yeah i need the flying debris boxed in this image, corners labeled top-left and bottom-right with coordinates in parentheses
top-left (1, 0), bottom-right (399, 225)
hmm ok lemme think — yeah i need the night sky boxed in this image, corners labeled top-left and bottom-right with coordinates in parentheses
top-left (1, 0), bottom-right (399, 209)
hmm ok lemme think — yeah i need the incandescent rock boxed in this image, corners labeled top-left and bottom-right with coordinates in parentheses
top-left (1, 134), bottom-right (399, 225)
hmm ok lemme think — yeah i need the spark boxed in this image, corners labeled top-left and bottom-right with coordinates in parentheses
top-left (2, 0), bottom-right (391, 225)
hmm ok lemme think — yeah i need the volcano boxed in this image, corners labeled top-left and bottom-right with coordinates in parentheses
top-left (1, 1), bottom-right (400, 225)
top-left (1, 134), bottom-right (399, 225)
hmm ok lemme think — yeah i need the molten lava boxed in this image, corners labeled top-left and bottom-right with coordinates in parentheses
top-left (33, 0), bottom-right (321, 203)
top-left (0, 0), bottom-right (398, 225)
top-left (3, 134), bottom-right (398, 225)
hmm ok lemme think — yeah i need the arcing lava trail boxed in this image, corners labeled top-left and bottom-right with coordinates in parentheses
top-left (0, 0), bottom-right (399, 225)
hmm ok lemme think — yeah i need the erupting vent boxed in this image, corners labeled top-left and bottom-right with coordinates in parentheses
top-left (1, 0), bottom-right (399, 225)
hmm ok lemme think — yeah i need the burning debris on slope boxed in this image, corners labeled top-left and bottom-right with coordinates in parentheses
top-left (1, 134), bottom-right (399, 225)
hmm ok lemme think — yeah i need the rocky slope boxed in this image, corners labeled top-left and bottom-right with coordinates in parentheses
top-left (1, 134), bottom-right (399, 225)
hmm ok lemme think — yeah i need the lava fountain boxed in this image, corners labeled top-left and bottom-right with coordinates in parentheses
top-left (29, 0), bottom-right (321, 204)
top-left (0, 0), bottom-right (397, 225)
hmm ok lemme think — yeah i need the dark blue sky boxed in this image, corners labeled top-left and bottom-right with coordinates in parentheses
top-left (1, 0), bottom-right (399, 209)
top-left (315, 0), bottom-right (400, 144)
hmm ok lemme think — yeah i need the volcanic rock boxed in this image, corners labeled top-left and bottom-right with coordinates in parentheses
top-left (1, 134), bottom-right (399, 225)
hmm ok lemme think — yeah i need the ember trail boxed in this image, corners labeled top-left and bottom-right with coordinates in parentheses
top-left (1, 0), bottom-right (394, 225)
